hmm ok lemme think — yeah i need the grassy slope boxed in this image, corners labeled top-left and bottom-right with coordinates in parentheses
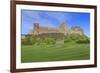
top-left (21, 42), bottom-right (90, 63)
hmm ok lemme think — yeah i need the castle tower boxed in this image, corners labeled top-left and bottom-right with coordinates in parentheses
top-left (33, 23), bottom-right (39, 35)
top-left (59, 23), bottom-right (69, 35)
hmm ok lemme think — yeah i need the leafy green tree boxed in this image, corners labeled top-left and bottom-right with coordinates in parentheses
top-left (75, 35), bottom-right (90, 43)
top-left (30, 36), bottom-right (37, 45)
top-left (21, 36), bottom-right (32, 45)
top-left (64, 35), bottom-right (72, 43)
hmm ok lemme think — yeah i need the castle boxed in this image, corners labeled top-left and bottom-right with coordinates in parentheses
top-left (21, 23), bottom-right (84, 40)
top-left (30, 23), bottom-right (84, 36)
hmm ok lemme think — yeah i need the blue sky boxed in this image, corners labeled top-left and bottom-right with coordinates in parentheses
top-left (21, 9), bottom-right (90, 37)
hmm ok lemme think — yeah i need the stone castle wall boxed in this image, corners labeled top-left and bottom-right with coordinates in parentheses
top-left (31, 23), bottom-right (83, 36)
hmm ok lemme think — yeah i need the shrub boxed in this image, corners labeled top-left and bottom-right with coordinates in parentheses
top-left (30, 36), bottom-right (37, 45)
top-left (44, 38), bottom-right (56, 45)
top-left (70, 34), bottom-right (80, 40)
top-left (21, 37), bottom-right (32, 45)
top-left (64, 34), bottom-right (76, 43)
top-left (64, 34), bottom-right (90, 44)
top-left (21, 36), bottom-right (37, 45)
top-left (64, 38), bottom-right (72, 43)
top-left (35, 38), bottom-right (43, 45)
top-left (76, 39), bottom-right (90, 44)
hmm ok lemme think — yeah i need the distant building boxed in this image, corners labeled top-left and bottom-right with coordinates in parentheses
top-left (30, 23), bottom-right (83, 36)
top-left (21, 23), bottom-right (84, 39)
top-left (30, 23), bottom-right (69, 35)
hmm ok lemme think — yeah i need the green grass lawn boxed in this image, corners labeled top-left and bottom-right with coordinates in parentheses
top-left (21, 42), bottom-right (90, 63)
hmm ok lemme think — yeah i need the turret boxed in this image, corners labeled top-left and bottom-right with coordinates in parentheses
top-left (59, 23), bottom-right (69, 35)
top-left (33, 23), bottom-right (39, 35)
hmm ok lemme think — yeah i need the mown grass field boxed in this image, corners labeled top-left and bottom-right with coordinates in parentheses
top-left (21, 42), bottom-right (90, 63)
